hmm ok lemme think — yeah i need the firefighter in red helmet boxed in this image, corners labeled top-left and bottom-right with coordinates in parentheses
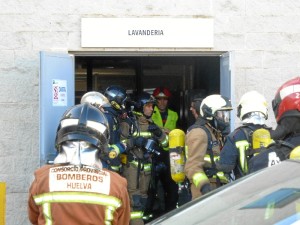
top-left (152, 87), bottom-right (178, 134)
top-left (249, 77), bottom-right (300, 173)
top-left (146, 87), bottom-right (179, 219)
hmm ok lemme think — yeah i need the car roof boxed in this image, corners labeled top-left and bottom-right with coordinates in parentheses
top-left (148, 160), bottom-right (300, 225)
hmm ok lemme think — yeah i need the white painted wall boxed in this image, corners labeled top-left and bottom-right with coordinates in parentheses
top-left (0, 0), bottom-right (299, 224)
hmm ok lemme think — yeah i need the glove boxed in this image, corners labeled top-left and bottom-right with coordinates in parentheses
top-left (126, 138), bottom-right (136, 149)
top-left (134, 136), bottom-right (147, 148)
top-left (109, 156), bottom-right (121, 167)
top-left (148, 124), bottom-right (162, 137)
top-left (200, 183), bottom-right (212, 195)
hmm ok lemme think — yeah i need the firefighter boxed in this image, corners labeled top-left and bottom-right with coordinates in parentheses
top-left (102, 85), bottom-right (130, 172)
top-left (190, 96), bottom-right (203, 120)
top-left (248, 77), bottom-right (300, 172)
top-left (80, 88), bottom-right (127, 173)
top-left (28, 103), bottom-right (131, 225)
top-left (150, 87), bottom-right (179, 215)
top-left (215, 91), bottom-right (271, 180)
top-left (184, 94), bottom-right (232, 200)
top-left (152, 87), bottom-right (178, 135)
top-left (120, 92), bottom-right (168, 225)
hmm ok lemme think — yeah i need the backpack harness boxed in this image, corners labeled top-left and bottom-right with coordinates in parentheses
top-left (188, 122), bottom-right (223, 186)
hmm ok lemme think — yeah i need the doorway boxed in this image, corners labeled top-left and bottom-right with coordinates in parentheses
top-left (74, 54), bottom-right (225, 131)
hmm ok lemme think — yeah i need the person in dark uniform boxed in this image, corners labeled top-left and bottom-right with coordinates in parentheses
top-left (248, 77), bottom-right (300, 173)
top-left (81, 88), bottom-right (127, 173)
top-left (216, 91), bottom-right (271, 180)
top-left (102, 85), bottom-right (129, 172)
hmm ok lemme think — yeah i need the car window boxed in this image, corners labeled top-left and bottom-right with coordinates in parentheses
top-left (148, 160), bottom-right (300, 225)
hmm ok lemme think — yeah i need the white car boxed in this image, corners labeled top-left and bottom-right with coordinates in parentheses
top-left (147, 160), bottom-right (300, 225)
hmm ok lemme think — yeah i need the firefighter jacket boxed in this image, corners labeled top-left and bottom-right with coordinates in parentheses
top-left (216, 124), bottom-right (268, 179)
top-left (120, 114), bottom-right (168, 222)
top-left (28, 164), bottom-right (131, 225)
top-left (103, 106), bottom-right (122, 145)
top-left (184, 118), bottom-right (222, 200)
top-left (120, 115), bottom-right (169, 159)
top-left (102, 106), bottom-right (126, 172)
top-left (151, 106), bottom-right (178, 133)
top-left (249, 132), bottom-right (300, 173)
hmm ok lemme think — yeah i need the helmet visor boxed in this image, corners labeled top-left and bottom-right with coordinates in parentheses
top-left (216, 110), bottom-right (230, 123)
top-left (272, 94), bottom-right (280, 118)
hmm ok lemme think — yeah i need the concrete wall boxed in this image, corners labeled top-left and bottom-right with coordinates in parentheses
top-left (0, 0), bottom-right (299, 224)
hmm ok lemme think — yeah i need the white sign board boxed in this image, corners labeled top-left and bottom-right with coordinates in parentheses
top-left (81, 18), bottom-right (214, 48)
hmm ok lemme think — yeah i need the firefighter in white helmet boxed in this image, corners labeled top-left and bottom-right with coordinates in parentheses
top-left (184, 94), bottom-right (232, 200)
top-left (216, 90), bottom-right (272, 180)
top-left (28, 103), bottom-right (130, 225)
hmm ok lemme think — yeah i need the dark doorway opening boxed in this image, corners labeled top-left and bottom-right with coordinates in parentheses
top-left (75, 56), bottom-right (220, 131)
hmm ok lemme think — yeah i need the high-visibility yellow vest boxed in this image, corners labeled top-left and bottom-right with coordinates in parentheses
top-left (151, 106), bottom-right (178, 131)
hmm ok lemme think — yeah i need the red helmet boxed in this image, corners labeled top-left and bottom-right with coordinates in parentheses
top-left (272, 77), bottom-right (300, 123)
top-left (153, 87), bottom-right (172, 98)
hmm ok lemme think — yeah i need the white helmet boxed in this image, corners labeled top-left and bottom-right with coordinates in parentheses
top-left (80, 91), bottom-right (110, 109)
top-left (237, 91), bottom-right (268, 121)
top-left (200, 94), bottom-right (232, 120)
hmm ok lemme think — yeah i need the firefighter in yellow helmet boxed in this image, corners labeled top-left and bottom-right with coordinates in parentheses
top-left (184, 94), bottom-right (232, 200)
top-left (28, 103), bottom-right (130, 225)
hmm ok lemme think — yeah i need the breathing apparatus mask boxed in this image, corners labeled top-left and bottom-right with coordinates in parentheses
top-left (213, 110), bottom-right (231, 135)
top-left (54, 141), bottom-right (103, 169)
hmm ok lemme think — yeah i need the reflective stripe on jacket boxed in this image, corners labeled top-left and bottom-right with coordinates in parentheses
top-left (184, 125), bottom-right (221, 190)
top-left (28, 165), bottom-right (130, 225)
top-left (152, 106), bottom-right (178, 151)
top-left (34, 192), bottom-right (122, 225)
top-left (235, 140), bottom-right (250, 175)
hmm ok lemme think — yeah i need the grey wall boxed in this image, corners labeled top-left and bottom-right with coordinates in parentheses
top-left (1, 0), bottom-right (300, 224)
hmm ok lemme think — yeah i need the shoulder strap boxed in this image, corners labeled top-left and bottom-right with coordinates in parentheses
top-left (251, 140), bottom-right (296, 161)
top-left (188, 123), bottom-right (213, 151)
top-left (199, 125), bottom-right (222, 186)
top-left (199, 125), bottom-right (213, 151)
top-left (269, 140), bottom-right (295, 149)
top-left (238, 125), bottom-right (255, 144)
